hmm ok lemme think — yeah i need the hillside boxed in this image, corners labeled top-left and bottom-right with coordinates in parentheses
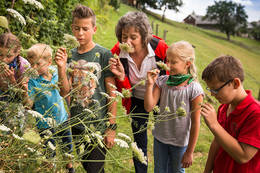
top-left (96, 4), bottom-right (260, 99)
top-left (95, 4), bottom-right (260, 173)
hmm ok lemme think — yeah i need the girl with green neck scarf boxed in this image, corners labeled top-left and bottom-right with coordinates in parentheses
top-left (144, 41), bottom-right (204, 173)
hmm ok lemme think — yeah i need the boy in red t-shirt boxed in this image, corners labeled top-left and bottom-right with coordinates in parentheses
top-left (201, 55), bottom-right (260, 173)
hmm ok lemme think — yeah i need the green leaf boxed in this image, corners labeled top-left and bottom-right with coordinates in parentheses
top-left (0, 16), bottom-right (9, 29)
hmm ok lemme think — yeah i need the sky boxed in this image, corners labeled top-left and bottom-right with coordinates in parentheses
top-left (148, 0), bottom-right (260, 22)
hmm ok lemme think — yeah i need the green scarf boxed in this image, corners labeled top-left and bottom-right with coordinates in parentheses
top-left (166, 74), bottom-right (194, 86)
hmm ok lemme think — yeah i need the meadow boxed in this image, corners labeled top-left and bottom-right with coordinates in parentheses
top-left (97, 4), bottom-right (260, 173)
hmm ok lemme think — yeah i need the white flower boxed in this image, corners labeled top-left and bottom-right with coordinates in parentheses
top-left (64, 153), bottom-right (74, 159)
top-left (115, 138), bottom-right (129, 148)
top-left (0, 124), bottom-right (11, 132)
top-left (84, 135), bottom-right (91, 143)
top-left (83, 71), bottom-right (99, 84)
top-left (79, 143), bottom-right (85, 154)
top-left (27, 147), bottom-right (36, 152)
top-left (45, 117), bottom-right (56, 127)
top-left (22, 0), bottom-right (44, 9)
top-left (118, 133), bottom-right (131, 142)
top-left (119, 42), bottom-right (134, 53)
top-left (95, 52), bottom-right (100, 58)
top-left (64, 33), bottom-right (79, 50)
top-left (6, 9), bottom-right (26, 25)
top-left (47, 141), bottom-right (56, 151)
top-left (13, 134), bottom-right (24, 140)
top-left (156, 61), bottom-right (170, 71)
top-left (108, 83), bottom-right (117, 89)
top-left (100, 92), bottom-right (110, 99)
top-left (164, 106), bottom-right (170, 113)
top-left (122, 88), bottom-right (131, 98)
top-left (176, 107), bottom-right (186, 117)
top-left (153, 105), bottom-right (160, 113)
top-left (112, 90), bottom-right (124, 98)
top-left (131, 142), bottom-right (147, 165)
top-left (27, 110), bottom-right (43, 119)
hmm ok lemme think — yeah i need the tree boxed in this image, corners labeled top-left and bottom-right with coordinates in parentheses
top-left (250, 21), bottom-right (260, 40)
top-left (157, 0), bottom-right (183, 22)
top-left (205, 1), bottom-right (248, 40)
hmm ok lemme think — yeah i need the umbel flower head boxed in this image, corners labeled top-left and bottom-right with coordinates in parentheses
top-left (6, 9), bottom-right (26, 25)
top-left (156, 61), bottom-right (170, 71)
top-left (22, 0), bottom-right (44, 10)
top-left (63, 34), bottom-right (79, 50)
top-left (119, 43), bottom-right (134, 53)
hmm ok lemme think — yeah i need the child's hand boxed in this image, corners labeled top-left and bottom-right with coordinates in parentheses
top-left (201, 103), bottom-right (218, 129)
top-left (146, 69), bottom-right (160, 85)
top-left (181, 151), bottom-right (193, 168)
top-left (109, 57), bottom-right (125, 81)
top-left (0, 65), bottom-right (16, 85)
top-left (55, 48), bottom-right (68, 69)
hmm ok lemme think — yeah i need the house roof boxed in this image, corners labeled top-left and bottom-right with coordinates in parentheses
top-left (184, 14), bottom-right (218, 25)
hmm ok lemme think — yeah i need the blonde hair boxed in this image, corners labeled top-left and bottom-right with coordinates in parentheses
top-left (27, 43), bottom-right (52, 61)
top-left (167, 41), bottom-right (197, 78)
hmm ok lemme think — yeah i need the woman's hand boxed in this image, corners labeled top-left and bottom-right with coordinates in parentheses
top-left (55, 48), bottom-right (68, 69)
top-left (109, 58), bottom-right (125, 81)
top-left (146, 69), bottom-right (160, 85)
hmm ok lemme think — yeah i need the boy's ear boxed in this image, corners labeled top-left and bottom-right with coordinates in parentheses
top-left (233, 78), bottom-right (241, 89)
top-left (186, 61), bottom-right (191, 68)
top-left (93, 26), bottom-right (97, 33)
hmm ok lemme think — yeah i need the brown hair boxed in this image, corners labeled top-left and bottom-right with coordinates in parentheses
top-left (72, 4), bottom-right (96, 26)
top-left (202, 55), bottom-right (244, 82)
top-left (0, 32), bottom-right (21, 53)
top-left (115, 11), bottom-right (153, 47)
top-left (27, 43), bottom-right (52, 61)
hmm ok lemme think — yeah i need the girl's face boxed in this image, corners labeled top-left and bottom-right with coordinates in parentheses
top-left (166, 55), bottom-right (190, 75)
top-left (121, 26), bottom-right (143, 54)
top-left (0, 47), bottom-right (19, 64)
top-left (29, 57), bottom-right (51, 77)
top-left (72, 17), bottom-right (96, 47)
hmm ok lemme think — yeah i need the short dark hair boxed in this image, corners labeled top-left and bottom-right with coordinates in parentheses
top-left (0, 32), bottom-right (21, 53)
top-left (72, 4), bottom-right (96, 26)
top-left (115, 11), bottom-right (152, 47)
top-left (202, 55), bottom-right (244, 82)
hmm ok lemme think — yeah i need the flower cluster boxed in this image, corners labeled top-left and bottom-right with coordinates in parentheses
top-left (6, 9), bottom-right (26, 25)
top-left (119, 43), bottom-right (134, 53)
top-left (156, 61), bottom-right (170, 71)
top-left (22, 0), bottom-right (44, 10)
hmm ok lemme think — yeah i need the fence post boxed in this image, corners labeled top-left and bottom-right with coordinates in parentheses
top-left (156, 24), bottom-right (159, 36)
top-left (151, 21), bottom-right (154, 31)
top-left (163, 30), bottom-right (168, 41)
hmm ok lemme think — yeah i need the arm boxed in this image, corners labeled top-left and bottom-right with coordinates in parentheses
top-left (144, 69), bottom-right (161, 112)
top-left (204, 138), bottom-right (219, 173)
top-left (182, 95), bottom-right (203, 168)
top-left (201, 103), bottom-right (259, 163)
top-left (104, 76), bottom-right (117, 149)
top-left (55, 48), bottom-right (71, 98)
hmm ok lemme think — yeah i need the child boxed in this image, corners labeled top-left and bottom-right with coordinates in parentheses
top-left (55, 4), bottom-right (117, 173)
top-left (0, 32), bottom-right (30, 102)
top-left (26, 43), bottom-right (74, 173)
top-left (201, 55), bottom-right (260, 173)
top-left (144, 41), bottom-right (203, 173)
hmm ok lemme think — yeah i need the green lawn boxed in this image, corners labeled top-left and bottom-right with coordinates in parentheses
top-left (92, 3), bottom-right (260, 173)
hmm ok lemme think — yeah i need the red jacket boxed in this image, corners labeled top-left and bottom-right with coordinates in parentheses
top-left (111, 35), bottom-right (168, 113)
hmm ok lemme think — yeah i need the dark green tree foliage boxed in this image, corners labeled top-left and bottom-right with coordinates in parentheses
top-left (136, 0), bottom-right (158, 9)
top-left (109, 0), bottom-right (121, 10)
top-left (250, 22), bottom-right (260, 40)
top-left (157, 0), bottom-right (183, 22)
top-left (0, 0), bottom-right (112, 49)
top-left (205, 1), bottom-right (248, 40)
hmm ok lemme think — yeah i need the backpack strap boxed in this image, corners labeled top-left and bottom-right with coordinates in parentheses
top-left (119, 58), bottom-right (129, 77)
